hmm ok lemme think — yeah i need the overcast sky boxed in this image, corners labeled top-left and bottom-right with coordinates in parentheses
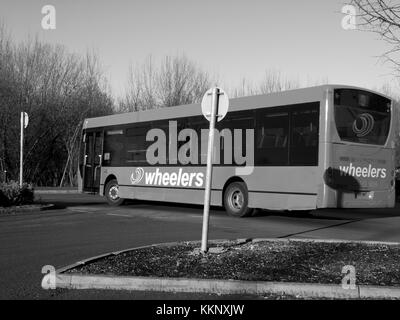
top-left (0, 0), bottom-right (396, 98)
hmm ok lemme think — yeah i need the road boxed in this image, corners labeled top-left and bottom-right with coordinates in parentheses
top-left (0, 193), bottom-right (399, 299)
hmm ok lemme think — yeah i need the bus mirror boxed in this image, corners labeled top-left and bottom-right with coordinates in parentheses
top-left (83, 133), bottom-right (86, 143)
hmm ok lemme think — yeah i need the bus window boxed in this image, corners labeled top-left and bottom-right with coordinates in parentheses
top-left (334, 89), bottom-right (391, 145)
top-left (290, 107), bottom-right (319, 165)
top-left (125, 124), bottom-right (150, 164)
top-left (220, 111), bottom-right (255, 166)
top-left (103, 129), bottom-right (124, 166)
top-left (255, 110), bottom-right (289, 166)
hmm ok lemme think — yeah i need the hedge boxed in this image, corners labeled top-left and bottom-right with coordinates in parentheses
top-left (0, 181), bottom-right (34, 207)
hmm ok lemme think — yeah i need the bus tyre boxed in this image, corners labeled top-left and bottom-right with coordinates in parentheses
top-left (105, 179), bottom-right (125, 206)
top-left (224, 182), bottom-right (253, 217)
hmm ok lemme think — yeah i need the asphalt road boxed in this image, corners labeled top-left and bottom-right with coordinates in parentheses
top-left (1, 193), bottom-right (399, 299)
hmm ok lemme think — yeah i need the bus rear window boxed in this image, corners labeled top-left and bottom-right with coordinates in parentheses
top-left (334, 89), bottom-right (391, 145)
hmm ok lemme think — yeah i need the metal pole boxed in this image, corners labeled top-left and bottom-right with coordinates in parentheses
top-left (201, 87), bottom-right (219, 253)
top-left (20, 112), bottom-right (24, 187)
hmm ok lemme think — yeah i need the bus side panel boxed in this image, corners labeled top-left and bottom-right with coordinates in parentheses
top-left (119, 186), bottom-right (222, 207)
top-left (249, 192), bottom-right (317, 211)
top-left (100, 166), bottom-right (222, 206)
top-left (243, 167), bottom-right (318, 210)
top-left (100, 166), bottom-right (319, 210)
top-left (210, 166), bottom-right (319, 210)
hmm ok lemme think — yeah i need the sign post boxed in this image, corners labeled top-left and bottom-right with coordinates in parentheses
top-left (200, 87), bottom-right (229, 253)
top-left (20, 112), bottom-right (29, 187)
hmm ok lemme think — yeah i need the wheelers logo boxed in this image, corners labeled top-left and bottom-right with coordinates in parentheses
top-left (130, 167), bottom-right (144, 184)
top-left (130, 167), bottom-right (204, 188)
top-left (352, 113), bottom-right (374, 137)
top-left (339, 163), bottom-right (387, 179)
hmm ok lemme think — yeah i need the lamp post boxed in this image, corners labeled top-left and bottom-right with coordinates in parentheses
top-left (20, 112), bottom-right (29, 187)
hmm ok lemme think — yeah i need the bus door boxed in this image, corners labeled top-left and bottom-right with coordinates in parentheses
top-left (83, 131), bottom-right (104, 193)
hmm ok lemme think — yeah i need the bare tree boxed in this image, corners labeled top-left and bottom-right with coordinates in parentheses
top-left (119, 65), bottom-right (145, 112)
top-left (59, 51), bottom-right (114, 186)
top-left (118, 56), bottom-right (160, 112)
top-left (258, 69), bottom-right (300, 94)
top-left (351, 0), bottom-right (400, 72)
top-left (156, 55), bottom-right (211, 107)
top-left (231, 69), bottom-right (300, 98)
top-left (373, 80), bottom-right (400, 99)
top-left (373, 81), bottom-right (400, 167)
top-left (118, 55), bottom-right (211, 112)
top-left (0, 24), bottom-right (114, 186)
top-left (231, 77), bottom-right (257, 98)
top-left (0, 22), bottom-right (15, 182)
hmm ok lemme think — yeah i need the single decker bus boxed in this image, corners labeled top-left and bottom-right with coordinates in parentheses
top-left (78, 85), bottom-right (397, 217)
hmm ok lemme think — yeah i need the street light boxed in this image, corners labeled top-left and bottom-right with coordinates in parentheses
top-left (20, 112), bottom-right (29, 187)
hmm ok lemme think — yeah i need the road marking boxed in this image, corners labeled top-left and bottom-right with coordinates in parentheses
top-left (68, 206), bottom-right (103, 212)
top-left (106, 213), bottom-right (132, 217)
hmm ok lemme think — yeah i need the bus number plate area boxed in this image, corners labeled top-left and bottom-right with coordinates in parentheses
top-left (355, 191), bottom-right (374, 200)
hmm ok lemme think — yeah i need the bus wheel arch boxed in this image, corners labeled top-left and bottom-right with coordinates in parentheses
top-left (104, 175), bottom-right (125, 206)
top-left (104, 174), bottom-right (117, 189)
top-left (222, 177), bottom-right (253, 217)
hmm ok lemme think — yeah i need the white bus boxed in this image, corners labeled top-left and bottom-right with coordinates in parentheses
top-left (78, 85), bottom-right (397, 217)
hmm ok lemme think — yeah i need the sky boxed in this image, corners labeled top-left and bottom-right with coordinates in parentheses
top-left (0, 0), bottom-right (397, 99)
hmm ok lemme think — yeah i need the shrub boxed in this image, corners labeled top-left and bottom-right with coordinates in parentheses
top-left (0, 181), bottom-right (34, 207)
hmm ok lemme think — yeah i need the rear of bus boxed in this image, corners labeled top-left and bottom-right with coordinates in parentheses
top-left (322, 87), bottom-right (396, 208)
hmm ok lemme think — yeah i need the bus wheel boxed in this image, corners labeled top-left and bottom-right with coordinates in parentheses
top-left (105, 179), bottom-right (125, 206)
top-left (224, 182), bottom-right (253, 217)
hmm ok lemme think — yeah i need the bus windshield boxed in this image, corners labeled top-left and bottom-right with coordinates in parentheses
top-left (334, 89), bottom-right (391, 145)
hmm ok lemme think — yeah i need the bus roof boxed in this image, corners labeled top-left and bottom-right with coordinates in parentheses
top-left (83, 84), bottom-right (391, 129)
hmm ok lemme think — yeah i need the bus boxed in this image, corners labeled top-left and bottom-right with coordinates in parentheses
top-left (78, 85), bottom-right (397, 217)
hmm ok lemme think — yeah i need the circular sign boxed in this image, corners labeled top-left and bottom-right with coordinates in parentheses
top-left (201, 87), bottom-right (229, 122)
